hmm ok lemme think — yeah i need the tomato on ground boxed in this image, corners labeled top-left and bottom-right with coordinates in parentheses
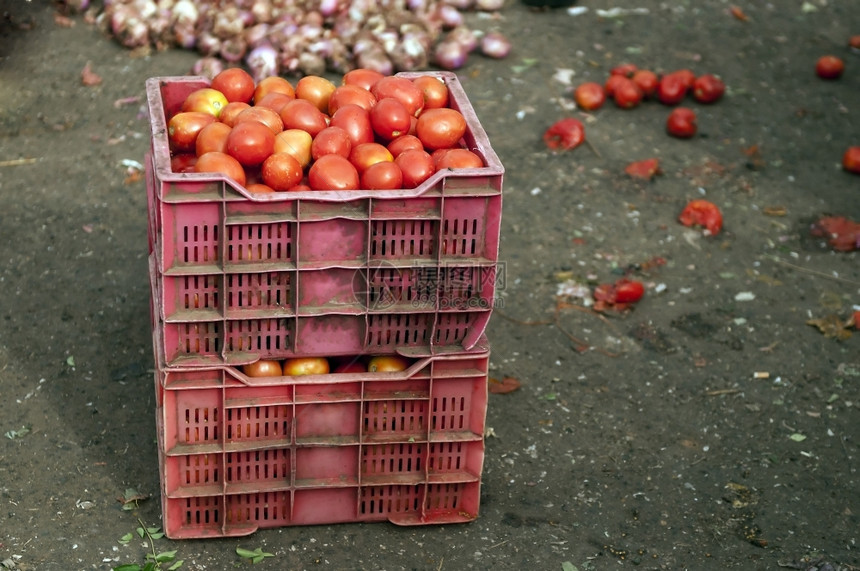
top-left (679, 199), bottom-right (723, 235)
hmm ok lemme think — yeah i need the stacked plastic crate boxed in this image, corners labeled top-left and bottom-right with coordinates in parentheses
top-left (145, 72), bottom-right (504, 538)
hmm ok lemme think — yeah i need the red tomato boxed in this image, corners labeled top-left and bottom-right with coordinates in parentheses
top-left (218, 101), bottom-right (251, 127)
top-left (613, 77), bottom-right (643, 109)
top-left (692, 74), bottom-right (725, 104)
top-left (308, 154), bottom-right (360, 190)
top-left (387, 134), bottom-right (424, 157)
top-left (657, 72), bottom-right (689, 105)
top-left (816, 55), bottom-right (845, 79)
top-left (170, 153), bottom-right (197, 173)
top-left (194, 151), bottom-right (247, 186)
top-left (371, 76), bottom-right (424, 117)
top-left (367, 355), bottom-right (411, 372)
top-left (412, 75), bottom-right (449, 109)
top-left (246, 182), bottom-right (275, 193)
top-left (395, 149), bottom-right (435, 188)
top-left (361, 161), bottom-right (403, 190)
top-left (253, 76), bottom-right (295, 103)
top-left (226, 120), bottom-right (276, 166)
top-left (614, 279), bottom-right (645, 303)
top-left (195, 121), bottom-right (232, 156)
top-left (261, 152), bottom-right (304, 191)
top-left (282, 357), bottom-right (329, 376)
top-left (330, 104), bottom-right (374, 147)
top-left (181, 88), bottom-right (229, 118)
top-left (333, 359), bottom-right (368, 373)
top-left (610, 63), bottom-right (638, 77)
top-left (234, 106), bottom-right (284, 134)
top-left (255, 91), bottom-right (294, 113)
top-left (679, 199), bottom-right (723, 235)
top-left (850, 35), bottom-right (860, 50)
top-left (543, 118), bottom-right (585, 151)
top-left (631, 70), bottom-right (658, 98)
top-left (433, 148), bottom-right (484, 170)
top-left (843, 146), bottom-right (860, 174)
top-left (573, 82), bottom-right (606, 111)
top-left (370, 97), bottom-right (412, 141)
top-left (342, 68), bottom-right (385, 91)
top-left (311, 126), bottom-right (352, 160)
top-left (673, 69), bottom-right (696, 89)
top-left (279, 98), bottom-right (328, 137)
top-left (624, 158), bottom-right (661, 180)
top-left (349, 142), bottom-right (393, 173)
top-left (243, 359), bottom-right (283, 377)
top-left (273, 129), bottom-right (313, 168)
top-left (604, 74), bottom-right (629, 99)
top-left (168, 111), bottom-right (216, 152)
top-left (328, 84), bottom-right (377, 115)
top-left (666, 107), bottom-right (697, 138)
top-left (296, 75), bottom-right (337, 113)
top-left (416, 107), bottom-right (467, 150)
top-left (210, 67), bottom-right (255, 104)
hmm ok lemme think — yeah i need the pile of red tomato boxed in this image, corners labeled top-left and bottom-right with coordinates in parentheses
top-left (544, 64), bottom-right (727, 151)
top-left (167, 68), bottom-right (486, 192)
top-left (242, 355), bottom-right (413, 378)
top-left (572, 63), bottom-right (726, 139)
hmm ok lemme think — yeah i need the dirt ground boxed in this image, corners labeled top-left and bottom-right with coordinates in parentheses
top-left (1, 0), bottom-right (859, 569)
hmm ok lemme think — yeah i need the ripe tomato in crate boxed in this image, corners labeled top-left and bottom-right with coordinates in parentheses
top-left (152, 341), bottom-right (490, 539)
top-left (145, 72), bottom-right (504, 366)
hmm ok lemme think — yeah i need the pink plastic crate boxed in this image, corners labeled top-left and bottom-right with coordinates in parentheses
top-left (153, 345), bottom-right (489, 538)
top-left (145, 72), bottom-right (503, 366)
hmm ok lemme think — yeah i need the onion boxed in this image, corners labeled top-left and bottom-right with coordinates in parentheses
top-left (433, 39), bottom-right (467, 70)
top-left (432, 4), bottom-right (463, 28)
top-left (441, 0), bottom-right (473, 10)
top-left (446, 25), bottom-right (478, 53)
top-left (356, 45), bottom-right (394, 75)
top-left (220, 36), bottom-right (247, 62)
top-left (319, 0), bottom-right (339, 17)
top-left (195, 31), bottom-right (221, 56)
top-left (246, 41), bottom-right (279, 82)
top-left (475, 0), bottom-right (504, 11)
top-left (244, 23), bottom-right (271, 48)
top-left (191, 57), bottom-right (225, 79)
top-left (480, 30), bottom-right (510, 59)
top-left (95, 0), bottom-right (510, 76)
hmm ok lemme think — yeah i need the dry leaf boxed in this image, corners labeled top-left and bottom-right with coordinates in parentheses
top-left (81, 62), bottom-right (102, 87)
top-left (488, 376), bottom-right (522, 394)
top-left (806, 314), bottom-right (852, 341)
top-left (762, 206), bottom-right (786, 217)
top-left (729, 5), bottom-right (748, 21)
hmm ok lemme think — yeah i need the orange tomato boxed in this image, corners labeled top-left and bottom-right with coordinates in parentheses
top-left (243, 359), bottom-right (283, 377)
top-left (367, 356), bottom-right (411, 372)
top-left (282, 357), bottom-right (330, 376)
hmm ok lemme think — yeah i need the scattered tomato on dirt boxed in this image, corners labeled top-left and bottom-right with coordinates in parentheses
top-left (624, 158), bottom-right (661, 180)
top-left (593, 278), bottom-right (646, 312)
top-left (816, 55), bottom-right (845, 79)
top-left (692, 74), bottom-right (726, 104)
top-left (543, 117), bottom-right (585, 151)
top-left (679, 199), bottom-right (723, 235)
top-left (488, 376), bottom-right (522, 394)
top-left (842, 146), bottom-right (860, 174)
top-left (810, 216), bottom-right (860, 252)
top-left (573, 82), bottom-right (606, 111)
top-left (666, 107), bottom-right (697, 138)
